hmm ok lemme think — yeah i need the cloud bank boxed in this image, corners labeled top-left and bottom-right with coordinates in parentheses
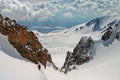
top-left (0, 0), bottom-right (119, 33)
top-left (0, 0), bottom-right (54, 21)
top-left (1, 0), bottom-right (119, 21)
top-left (63, 12), bottom-right (74, 18)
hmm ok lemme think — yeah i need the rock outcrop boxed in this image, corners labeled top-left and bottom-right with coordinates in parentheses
top-left (0, 14), bottom-right (54, 66)
top-left (61, 36), bottom-right (95, 73)
top-left (101, 27), bottom-right (113, 41)
top-left (101, 21), bottom-right (120, 41)
top-left (86, 17), bottom-right (101, 31)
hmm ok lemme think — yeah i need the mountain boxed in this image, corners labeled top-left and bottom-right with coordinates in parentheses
top-left (0, 14), bottom-right (120, 80)
top-left (35, 15), bottom-right (120, 79)
top-left (60, 15), bottom-right (120, 73)
top-left (61, 36), bottom-right (95, 73)
top-left (0, 14), bottom-right (56, 68)
top-left (0, 32), bottom-right (68, 80)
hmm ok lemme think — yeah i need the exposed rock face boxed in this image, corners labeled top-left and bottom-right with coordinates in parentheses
top-left (101, 21), bottom-right (120, 41)
top-left (86, 17), bottom-right (101, 31)
top-left (0, 14), bottom-right (54, 66)
top-left (101, 27), bottom-right (113, 41)
top-left (61, 18), bottom-right (120, 73)
top-left (115, 23), bottom-right (120, 39)
top-left (61, 36), bottom-right (95, 73)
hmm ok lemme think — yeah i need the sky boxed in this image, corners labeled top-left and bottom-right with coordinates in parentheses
top-left (0, 0), bottom-right (119, 33)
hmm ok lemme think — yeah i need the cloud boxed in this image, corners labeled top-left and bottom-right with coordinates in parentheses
top-left (32, 26), bottom-right (50, 29)
top-left (0, 0), bottom-right (119, 31)
top-left (0, 0), bottom-right (30, 20)
top-left (0, 0), bottom-right (55, 21)
top-left (54, 26), bottom-right (66, 29)
top-left (19, 0), bottom-right (55, 3)
top-left (34, 8), bottom-right (55, 21)
top-left (63, 12), bottom-right (74, 18)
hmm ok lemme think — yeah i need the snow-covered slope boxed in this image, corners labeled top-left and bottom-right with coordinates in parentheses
top-left (68, 40), bottom-right (120, 80)
top-left (0, 33), bottom-right (68, 80)
top-left (0, 15), bottom-right (120, 80)
top-left (35, 15), bottom-right (120, 79)
top-left (0, 33), bottom-right (40, 80)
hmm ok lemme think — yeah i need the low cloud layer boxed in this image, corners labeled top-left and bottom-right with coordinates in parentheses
top-left (63, 12), bottom-right (74, 18)
top-left (1, 0), bottom-right (119, 21)
top-left (0, 0), bottom-right (119, 33)
top-left (0, 0), bottom-right (55, 21)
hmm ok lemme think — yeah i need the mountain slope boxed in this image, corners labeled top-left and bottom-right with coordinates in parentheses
top-left (0, 33), bottom-right (68, 80)
top-left (0, 15), bottom-right (120, 80)
top-left (68, 40), bottom-right (120, 80)
top-left (0, 33), bottom-right (24, 60)
top-left (0, 33), bottom-right (40, 80)
top-left (35, 15), bottom-right (120, 79)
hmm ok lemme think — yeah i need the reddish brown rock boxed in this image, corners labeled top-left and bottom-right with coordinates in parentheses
top-left (0, 14), bottom-right (54, 66)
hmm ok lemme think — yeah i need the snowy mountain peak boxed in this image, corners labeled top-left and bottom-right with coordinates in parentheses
top-left (61, 15), bottom-right (120, 35)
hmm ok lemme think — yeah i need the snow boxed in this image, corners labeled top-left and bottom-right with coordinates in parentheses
top-left (68, 40), bottom-right (120, 80)
top-left (0, 15), bottom-right (120, 80)
top-left (0, 33), bottom-right (39, 80)
top-left (35, 15), bottom-right (120, 80)
top-left (0, 50), bottom-right (40, 80)
top-left (0, 34), bottom-right (24, 60)
top-left (0, 33), bottom-right (68, 80)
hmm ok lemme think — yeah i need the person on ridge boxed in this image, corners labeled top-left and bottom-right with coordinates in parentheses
top-left (38, 64), bottom-right (41, 70)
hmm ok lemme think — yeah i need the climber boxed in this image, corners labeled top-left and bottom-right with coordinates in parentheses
top-left (44, 64), bottom-right (46, 69)
top-left (38, 64), bottom-right (41, 70)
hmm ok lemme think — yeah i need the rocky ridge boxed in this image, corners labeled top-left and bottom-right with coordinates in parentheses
top-left (0, 14), bottom-right (56, 68)
top-left (61, 16), bottom-right (120, 73)
top-left (61, 36), bottom-right (95, 73)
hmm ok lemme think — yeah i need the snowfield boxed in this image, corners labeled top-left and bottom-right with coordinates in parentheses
top-left (0, 16), bottom-right (120, 80)
top-left (0, 34), bottom-right (40, 80)
top-left (0, 33), bottom-right (68, 80)
top-left (68, 40), bottom-right (120, 80)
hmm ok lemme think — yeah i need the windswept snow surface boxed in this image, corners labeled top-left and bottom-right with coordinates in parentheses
top-left (0, 15), bottom-right (120, 80)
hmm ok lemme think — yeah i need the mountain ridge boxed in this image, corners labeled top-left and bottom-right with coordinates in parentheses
top-left (35, 15), bottom-right (120, 74)
top-left (0, 14), bottom-right (57, 68)
top-left (0, 14), bottom-right (120, 80)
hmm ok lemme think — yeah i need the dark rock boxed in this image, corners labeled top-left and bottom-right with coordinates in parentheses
top-left (107, 20), bottom-right (117, 27)
top-left (5, 17), bottom-right (10, 21)
top-left (101, 27), bottom-right (113, 41)
top-left (61, 36), bottom-right (95, 73)
top-left (101, 21), bottom-right (120, 47)
top-left (86, 18), bottom-right (100, 31)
